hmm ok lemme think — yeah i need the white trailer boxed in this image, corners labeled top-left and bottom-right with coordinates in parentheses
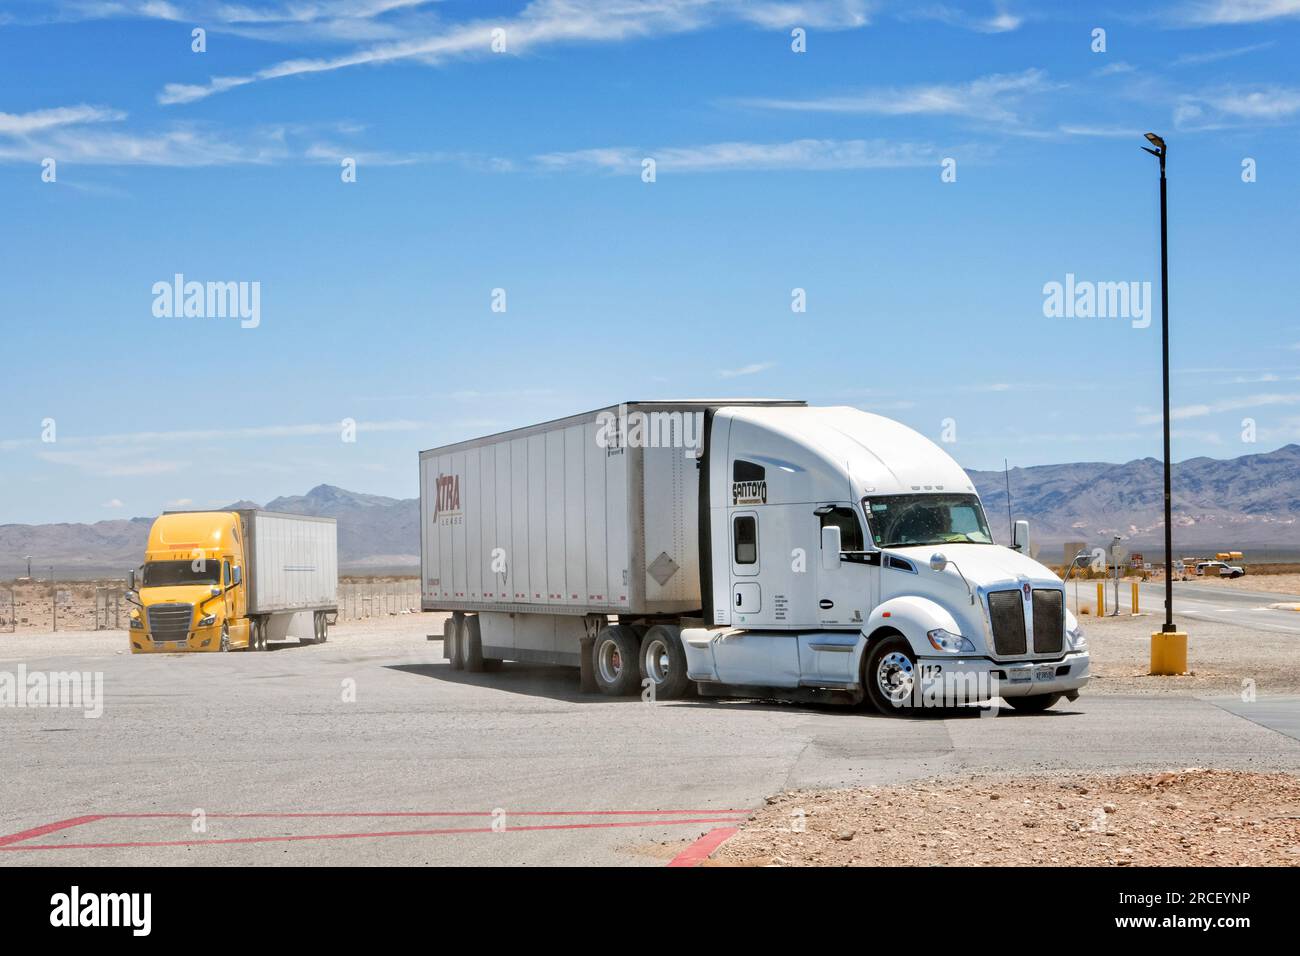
top-left (239, 510), bottom-right (338, 644)
top-left (420, 401), bottom-right (1091, 713)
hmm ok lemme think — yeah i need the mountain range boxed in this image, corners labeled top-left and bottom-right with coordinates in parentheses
top-left (3, 444), bottom-right (1298, 577)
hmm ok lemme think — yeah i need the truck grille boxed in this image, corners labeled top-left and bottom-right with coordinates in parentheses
top-left (1032, 588), bottom-right (1064, 654)
top-left (147, 603), bottom-right (194, 642)
top-left (987, 590), bottom-right (1026, 656)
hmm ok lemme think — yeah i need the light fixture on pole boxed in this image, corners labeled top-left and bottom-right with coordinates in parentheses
top-left (1142, 131), bottom-right (1187, 674)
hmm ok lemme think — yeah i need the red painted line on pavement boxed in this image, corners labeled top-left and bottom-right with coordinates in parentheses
top-left (0, 815), bottom-right (105, 847)
top-left (667, 826), bottom-right (739, 867)
top-left (0, 816), bottom-right (746, 852)
top-left (92, 809), bottom-right (745, 820)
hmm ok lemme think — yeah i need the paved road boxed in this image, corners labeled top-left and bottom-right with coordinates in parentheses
top-left (2, 625), bottom-right (1299, 866)
top-left (1135, 581), bottom-right (1300, 634)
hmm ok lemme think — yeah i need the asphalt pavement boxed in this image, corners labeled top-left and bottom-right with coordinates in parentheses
top-left (2, 621), bottom-right (1299, 865)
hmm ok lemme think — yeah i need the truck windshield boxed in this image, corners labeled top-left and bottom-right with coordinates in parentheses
top-left (141, 560), bottom-right (222, 587)
top-left (863, 494), bottom-right (994, 548)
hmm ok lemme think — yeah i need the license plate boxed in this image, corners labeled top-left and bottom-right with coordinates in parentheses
top-left (1006, 666), bottom-right (1032, 683)
top-left (1034, 665), bottom-right (1056, 682)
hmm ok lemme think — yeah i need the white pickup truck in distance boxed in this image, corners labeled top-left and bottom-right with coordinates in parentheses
top-left (420, 401), bottom-right (1090, 714)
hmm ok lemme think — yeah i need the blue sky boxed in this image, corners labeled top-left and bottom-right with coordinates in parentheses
top-left (1, 0), bottom-right (1298, 524)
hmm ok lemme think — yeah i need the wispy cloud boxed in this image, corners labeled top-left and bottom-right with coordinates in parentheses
top-left (901, 2), bottom-right (1023, 33)
top-left (1139, 392), bottom-right (1300, 424)
top-left (535, 138), bottom-right (948, 174)
top-left (1175, 0), bottom-right (1300, 25)
top-left (0, 107), bottom-right (417, 167)
top-left (35, 1), bottom-right (445, 43)
top-left (0, 105), bottom-right (124, 135)
top-left (155, 0), bottom-right (872, 105)
top-left (719, 362), bottom-right (776, 378)
top-left (1170, 41), bottom-right (1274, 66)
top-left (1174, 84), bottom-right (1300, 128)
top-left (2, 419), bottom-right (433, 452)
top-left (736, 69), bottom-right (1052, 126)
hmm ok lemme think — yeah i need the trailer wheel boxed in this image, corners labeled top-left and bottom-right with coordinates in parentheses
top-left (863, 634), bottom-right (916, 715)
top-left (639, 625), bottom-right (690, 700)
top-left (592, 626), bottom-right (641, 696)
top-left (445, 617), bottom-right (462, 670)
top-left (316, 611), bottom-right (328, 644)
top-left (1005, 693), bottom-right (1062, 713)
top-left (461, 615), bottom-right (485, 672)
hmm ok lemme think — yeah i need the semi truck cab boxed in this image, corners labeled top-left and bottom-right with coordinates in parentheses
top-left (127, 511), bottom-right (251, 652)
top-left (682, 405), bottom-right (1090, 712)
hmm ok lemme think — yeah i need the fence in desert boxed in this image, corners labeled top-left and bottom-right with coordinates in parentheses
top-left (335, 580), bottom-right (421, 620)
top-left (0, 588), bottom-right (14, 632)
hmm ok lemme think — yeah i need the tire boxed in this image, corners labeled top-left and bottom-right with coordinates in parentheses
top-left (863, 634), bottom-right (917, 714)
top-left (592, 625), bottom-right (642, 696)
top-left (445, 617), bottom-right (462, 670)
top-left (220, 623), bottom-right (230, 653)
top-left (249, 619), bottom-right (261, 652)
top-left (638, 625), bottom-right (691, 700)
top-left (461, 615), bottom-right (484, 672)
top-left (317, 612), bottom-right (328, 644)
top-left (1005, 693), bottom-right (1062, 713)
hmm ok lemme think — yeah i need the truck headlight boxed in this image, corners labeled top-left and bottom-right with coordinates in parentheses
top-left (198, 613), bottom-right (217, 627)
top-left (927, 628), bottom-right (975, 653)
top-left (130, 612), bottom-right (143, 630)
top-left (1067, 623), bottom-right (1088, 651)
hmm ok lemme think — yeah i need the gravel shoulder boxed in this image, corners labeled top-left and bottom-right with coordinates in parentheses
top-left (1078, 611), bottom-right (1300, 697)
top-left (712, 769), bottom-right (1300, 866)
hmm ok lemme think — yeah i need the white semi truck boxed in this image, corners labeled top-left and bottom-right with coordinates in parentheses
top-left (419, 401), bottom-right (1090, 713)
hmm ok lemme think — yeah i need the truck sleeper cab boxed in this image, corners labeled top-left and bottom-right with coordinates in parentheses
top-left (421, 402), bottom-right (1090, 714)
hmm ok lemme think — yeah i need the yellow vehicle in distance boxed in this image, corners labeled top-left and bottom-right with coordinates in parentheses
top-left (127, 509), bottom-right (337, 653)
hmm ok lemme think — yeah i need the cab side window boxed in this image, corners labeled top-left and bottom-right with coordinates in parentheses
top-left (734, 515), bottom-right (758, 564)
top-left (819, 507), bottom-right (864, 552)
top-left (223, 560), bottom-right (231, 587)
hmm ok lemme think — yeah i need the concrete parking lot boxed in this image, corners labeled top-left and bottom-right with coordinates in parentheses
top-left (2, 607), bottom-right (1299, 866)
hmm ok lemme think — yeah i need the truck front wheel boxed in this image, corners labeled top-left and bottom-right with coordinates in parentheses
top-left (639, 625), bottom-right (691, 700)
top-left (864, 635), bottom-right (917, 715)
top-left (593, 626), bottom-right (641, 697)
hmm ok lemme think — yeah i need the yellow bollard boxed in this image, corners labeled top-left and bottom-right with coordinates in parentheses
top-left (1150, 631), bottom-right (1188, 675)
top-left (1097, 581), bottom-right (1105, 616)
top-left (1132, 581), bottom-right (1140, 614)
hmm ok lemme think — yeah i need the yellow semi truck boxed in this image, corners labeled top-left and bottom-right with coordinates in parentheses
top-left (126, 509), bottom-right (337, 653)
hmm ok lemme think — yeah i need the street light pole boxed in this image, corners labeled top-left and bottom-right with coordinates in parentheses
top-left (1142, 132), bottom-right (1176, 634)
top-left (1142, 132), bottom-right (1187, 675)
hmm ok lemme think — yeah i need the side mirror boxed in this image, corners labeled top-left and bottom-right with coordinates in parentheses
top-left (232, 565), bottom-right (242, 586)
top-left (1012, 519), bottom-right (1031, 553)
top-left (929, 552), bottom-right (948, 573)
top-left (127, 568), bottom-right (136, 591)
top-left (820, 525), bottom-right (842, 571)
